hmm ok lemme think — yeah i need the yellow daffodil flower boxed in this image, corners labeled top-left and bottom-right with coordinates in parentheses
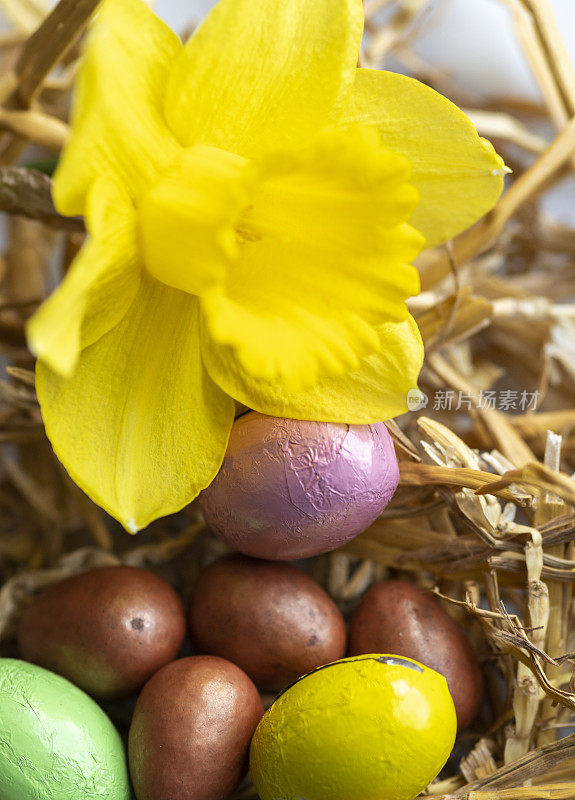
top-left (27, 0), bottom-right (506, 532)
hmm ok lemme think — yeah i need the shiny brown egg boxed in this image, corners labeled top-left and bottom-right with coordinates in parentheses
top-left (17, 565), bottom-right (186, 699)
top-left (128, 656), bottom-right (263, 800)
top-left (189, 554), bottom-right (347, 691)
top-left (347, 579), bottom-right (483, 730)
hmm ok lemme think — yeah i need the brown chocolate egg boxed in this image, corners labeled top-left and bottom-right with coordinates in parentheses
top-left (199, 412), bottom-right (399, 560)
top-left (347, 580), bottom-right (483, 730)
top-left (189, 554), bottom-right (347, 691)
top-left (128, 656), bottom-right (263, 800)
top-left (17, 565), bottom-right (186, 699)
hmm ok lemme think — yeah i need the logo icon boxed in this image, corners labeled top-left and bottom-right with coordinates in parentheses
top-left (406, 388), bottom-right (428, 411)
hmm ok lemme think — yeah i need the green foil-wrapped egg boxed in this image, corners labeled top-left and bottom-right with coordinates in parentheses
top-left (0, 659), bottom-right (130, 800)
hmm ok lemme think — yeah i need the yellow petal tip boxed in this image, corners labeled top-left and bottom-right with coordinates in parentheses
top-left (125, 518), bottom-right (140, 534)
top-left (26, 323), bottom-right (78, 380)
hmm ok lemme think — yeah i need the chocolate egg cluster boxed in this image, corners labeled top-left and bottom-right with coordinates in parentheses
top-left (6, 414), bottom-right (485, 800)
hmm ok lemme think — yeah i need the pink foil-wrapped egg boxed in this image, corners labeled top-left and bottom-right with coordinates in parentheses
top-left (199, 412), bottom-right (399, 560)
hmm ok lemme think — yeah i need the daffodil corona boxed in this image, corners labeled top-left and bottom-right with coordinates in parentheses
top-left (27, 0), bottom-right (506, 531)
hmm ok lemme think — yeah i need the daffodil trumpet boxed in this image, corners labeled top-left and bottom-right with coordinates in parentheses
top-left (27, 0), bottom-right (506, 532)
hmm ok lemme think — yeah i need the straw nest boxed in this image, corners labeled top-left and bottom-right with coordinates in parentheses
top-left (0, 0), bottom-right (574, 798)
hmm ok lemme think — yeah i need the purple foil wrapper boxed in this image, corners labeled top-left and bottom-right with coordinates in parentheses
top-left (199, 413), bottom-right (399, 560)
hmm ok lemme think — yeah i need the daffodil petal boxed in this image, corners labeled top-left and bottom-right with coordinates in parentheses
top-left (140, 145), bottom-right (255, 296)
top-left (164, 0), bottom-right (363, 157)
top-left (27, 175), bottom-right (140, 377)
top-left (203, 315), bottom-right (424, 423)
top-left (200, 127), bottom-right (423, 391)
top-left (336, 69), bottom-right (506, 247)
top-left (202, 294), bottom-right (381, 391)
top-left (53, 0), bottom-right (182, 216)
top-left (36, 275), bottom-right (235, 532)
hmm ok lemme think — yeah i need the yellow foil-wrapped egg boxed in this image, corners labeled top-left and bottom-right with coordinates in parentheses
top-left (250, 654), bottom-right (456, 800)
